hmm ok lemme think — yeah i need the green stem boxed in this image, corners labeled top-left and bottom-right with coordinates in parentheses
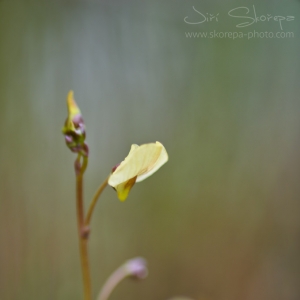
top-left (75, 155), bottom-right (92, 300)
top-left (85, 176), bottom-right (109, 227)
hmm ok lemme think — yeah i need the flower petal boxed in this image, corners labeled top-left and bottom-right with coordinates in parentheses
top-left (136, 142), bottom-right (168, 182)
top-left (67, 90), bottom-right (81, 119)
top-left (115, 176), bottom-right (137, 201)
top-left (108, 142), bottom-right (167, 187)
top-left (127, 144), bottom-right (139, 157)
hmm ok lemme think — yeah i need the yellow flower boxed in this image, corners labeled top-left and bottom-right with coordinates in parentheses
top-left (108, 142), bottom-right (169, 201)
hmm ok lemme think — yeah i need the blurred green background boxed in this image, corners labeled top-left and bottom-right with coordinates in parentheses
top-left (0, 1), bottom-right (300, 300)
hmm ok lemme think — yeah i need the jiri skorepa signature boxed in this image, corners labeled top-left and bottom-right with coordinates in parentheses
top-left (184, 5), bottom-right (295, 30)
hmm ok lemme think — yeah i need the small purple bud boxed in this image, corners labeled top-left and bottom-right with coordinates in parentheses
top-left (65, 135), bottom-right (73, 144)
top-left (72, 114), bottom-right (84, 127)
top-left (125, 257), bottom-right (148, 280)
top-left (111, 163), bottom-right (121, 173)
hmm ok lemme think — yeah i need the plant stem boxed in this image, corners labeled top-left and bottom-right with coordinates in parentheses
top-left (97, 265), bottom-right (129, 300)
top-left (85, 176), bottom-right (109, 226)
top-left (75, 155), bottom-right (92, 300)
top-left (97, 257), bottom-right (148, 300)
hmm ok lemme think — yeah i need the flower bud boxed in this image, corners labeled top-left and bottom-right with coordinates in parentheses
top-left (62, 91), bottom-right (88, 156)
top-left (124, 257), bottom-right (148, 280)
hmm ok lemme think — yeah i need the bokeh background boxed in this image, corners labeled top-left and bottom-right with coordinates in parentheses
top-left (0, 1), bottom-right (300, 300)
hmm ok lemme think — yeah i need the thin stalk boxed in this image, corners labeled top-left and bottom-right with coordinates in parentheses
top-left (75, 155), bottom-right (92, 300)
top-left (85, 176), bottom-right (109, 226)
top-left (97, 257), bottom-right (148, 300)
top-left (97, 266), bottom-right (127, 300)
